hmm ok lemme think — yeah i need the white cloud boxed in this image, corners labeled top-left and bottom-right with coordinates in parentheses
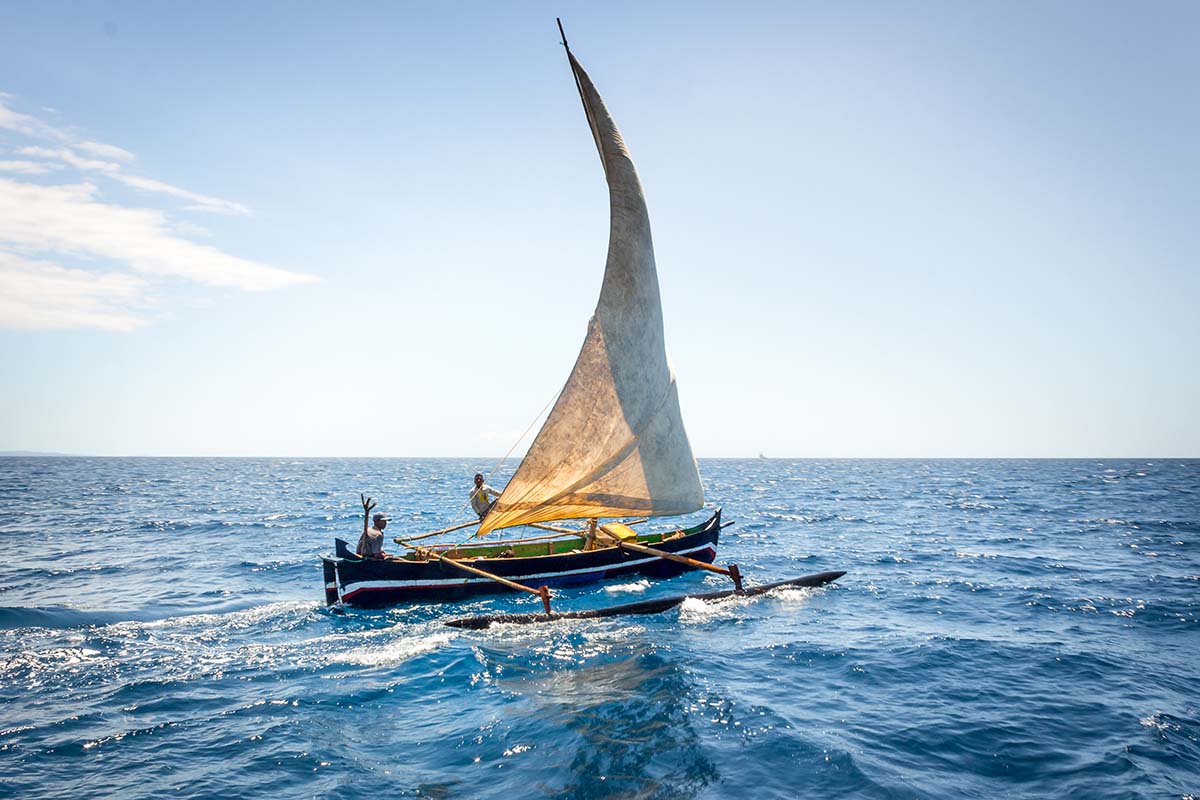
top-left (0, 159), bottom-right (59, 175)
top-left (114, 173), bottom-right (250, 215)
top-left (0, 99), bottom-right (57, 140)
top-left (0, 251), bottom-right (147, 332)
top-left (18, 145), bottom-right (121, 173)
top-left (0, 178), bottom-right (313, 291)
top-left (16, 144), bottom-right (248, 214)
top-left (0, 93), bottom-right (316, 332)
top-left (3, 96), bottom-right (248, 216)
top-left (77, 140), bottom-right (135, 162)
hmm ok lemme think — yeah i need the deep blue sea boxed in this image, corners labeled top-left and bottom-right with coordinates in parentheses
top-left (0, 458), bottom-right (1197, 799)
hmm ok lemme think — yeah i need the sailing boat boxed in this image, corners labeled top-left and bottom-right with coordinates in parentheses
top-left (321, 24), bottom-right (844, 614)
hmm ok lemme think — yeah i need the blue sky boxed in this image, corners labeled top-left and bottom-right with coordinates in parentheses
top-left (1, 1), bottom-right (1196, 457)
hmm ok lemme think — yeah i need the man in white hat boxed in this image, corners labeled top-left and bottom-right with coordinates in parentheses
top-left (357, 494), bottom-right (390, 559)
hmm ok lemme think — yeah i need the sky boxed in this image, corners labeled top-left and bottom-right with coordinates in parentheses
top-left (0, 1), bottom-right (1196, 457)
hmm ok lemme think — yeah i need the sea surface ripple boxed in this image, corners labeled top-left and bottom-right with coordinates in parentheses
top-left (0, 458), bottom-right (1197, 799)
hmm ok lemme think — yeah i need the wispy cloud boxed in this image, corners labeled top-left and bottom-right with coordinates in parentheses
top-left (16, 145), bottom-right (249, 214)
top-left (0, 251), bottom-right (147, 332)
top-left (112, 173), bottom-right (250, 216)
top-left (76, 140), bottom-right (135, 162)
top-left (18, 145), bottom-right (120, 173)
top-left (0, 159), bottom-right (60, 175)
top-left (0, 96), bottom-right (61, 140)
top-left (0, 93), bottom-right (315, 332)
top-left (0, 178), bottom-right (312, 290)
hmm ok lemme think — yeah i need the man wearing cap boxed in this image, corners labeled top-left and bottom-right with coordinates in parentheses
top-left (470, 473), bottom-right (501, 520)
top-left (357, 494), bottom-right (390, 559)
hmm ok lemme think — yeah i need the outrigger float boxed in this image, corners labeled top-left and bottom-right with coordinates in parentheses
top-left (321, 21), bottom-right (845, 623)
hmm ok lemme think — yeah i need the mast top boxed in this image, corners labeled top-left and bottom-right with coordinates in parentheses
top-left (556, 17), bottom-right (569, 52)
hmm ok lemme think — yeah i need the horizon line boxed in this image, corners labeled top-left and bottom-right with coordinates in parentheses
top-left (1, 452), bottom-right (1195, 461)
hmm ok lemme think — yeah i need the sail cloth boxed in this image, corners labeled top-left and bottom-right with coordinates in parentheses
top-left (478, 52), bottom-right (704, 535)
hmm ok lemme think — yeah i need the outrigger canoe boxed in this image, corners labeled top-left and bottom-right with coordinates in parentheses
top-left (323, 511), bottom-right (725, 608)
top-left (319, 22), bottom-right (845, 619)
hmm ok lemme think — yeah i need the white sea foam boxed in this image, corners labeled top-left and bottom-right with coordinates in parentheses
top-left (604, 580), bottom-right (650, 594)
top-left (769, 586), bottom-right (815, 605)
top-left (122, 600), bottom-right (319, 633)
top-left (1140, 713), bottom-right (1179, 733)
top-left (332, 630), bottom-right (456, 667)
top-left (678, 596), bottom-right (742, 624)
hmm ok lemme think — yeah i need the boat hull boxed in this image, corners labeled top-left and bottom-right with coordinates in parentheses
top-left (322, 510), bottom-right (723, 608)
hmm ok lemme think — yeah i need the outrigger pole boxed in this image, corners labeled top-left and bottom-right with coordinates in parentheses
top-left (597, 530), bottom-right (744, 591)
top-left (395, 540), bottom-right (553, 614)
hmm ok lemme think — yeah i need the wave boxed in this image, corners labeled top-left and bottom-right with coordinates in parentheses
top-left (0, 605), bottom-right (153, 630)
top-left (0, 598), bottom-right (318, 632)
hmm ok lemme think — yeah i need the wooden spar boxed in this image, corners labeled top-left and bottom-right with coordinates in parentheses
top-left (526, 521), bottom-right (584, 535)
top-left (398, 520), bottom-right (580, 548)
top-left (398, 520), bottom-right (648, 551)
top-left (403, 517), bottom-right (659, 553)
top-left (395, 541), bottom-right (552, 613)
top-left (395, 518), bottom-right (481, 545)
top-left (483, 519), bottom-right (646, 536)
top-left (425, 531), bottom-right (583, 550)
top-left (598, 530), bottom-right (744, 591)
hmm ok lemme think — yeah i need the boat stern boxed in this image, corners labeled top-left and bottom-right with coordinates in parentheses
top-left (322, 557), bottom-right (340, 606)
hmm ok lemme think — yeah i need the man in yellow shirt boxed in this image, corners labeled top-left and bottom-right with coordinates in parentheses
top-left (470, 473), bottom-right (501, 520)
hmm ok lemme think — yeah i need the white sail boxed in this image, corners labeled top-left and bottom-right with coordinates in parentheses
top-left (479, 52), bottom-right (703, 535)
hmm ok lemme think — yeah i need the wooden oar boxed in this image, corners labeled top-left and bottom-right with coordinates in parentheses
top-left (395, 541), bottom-right (552, 613)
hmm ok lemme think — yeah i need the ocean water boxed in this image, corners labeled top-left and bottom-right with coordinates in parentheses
top-left (0, 457), bottom-right (1197, 799)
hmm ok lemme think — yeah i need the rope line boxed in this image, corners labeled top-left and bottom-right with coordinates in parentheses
top-left (396, 384), bottom-right (563, 551)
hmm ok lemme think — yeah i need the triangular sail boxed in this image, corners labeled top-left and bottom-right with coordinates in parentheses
top-left (479, 51), bottom-right (703, 535)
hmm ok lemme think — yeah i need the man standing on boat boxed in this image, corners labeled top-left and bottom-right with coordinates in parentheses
top-left (470, 473), bottom-right (501, 520)
top-left (357, 494), bottom-right (389, 559)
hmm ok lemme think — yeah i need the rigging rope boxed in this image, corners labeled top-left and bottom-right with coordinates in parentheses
top-left (395, 384), bottom-right (563, 550)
